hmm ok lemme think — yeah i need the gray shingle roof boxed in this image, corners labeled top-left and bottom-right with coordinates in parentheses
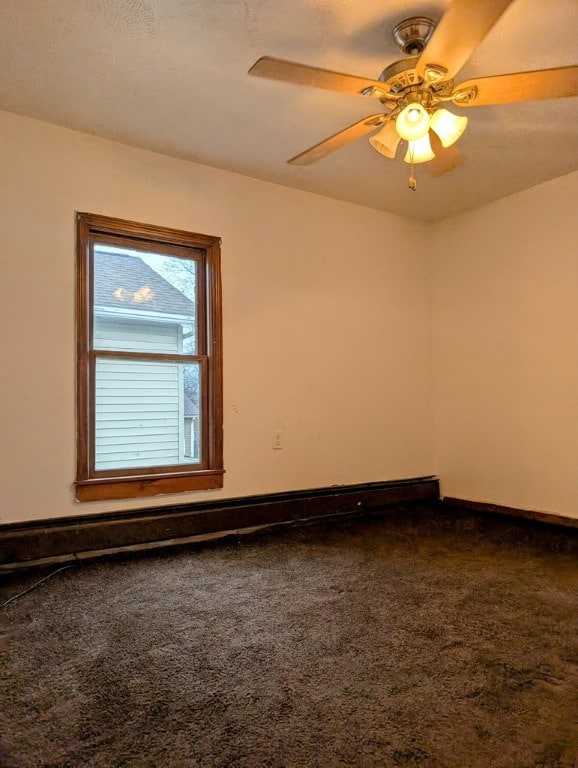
top-left (94, 252), bottom-right (196, 317)
top-left (184, 394), bottom-right (199, 417)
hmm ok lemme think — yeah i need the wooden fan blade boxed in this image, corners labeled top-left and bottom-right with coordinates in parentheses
top-left (416, 0), bottom-right (515, 81)
top-left (452, 66), bottom-right (578, 106)
top-left (288, 115), bottom-right (385, 166)
top-left (427, 131), bottom-right (462, 177)
top-left (248, 57), bottom-right (391, 99)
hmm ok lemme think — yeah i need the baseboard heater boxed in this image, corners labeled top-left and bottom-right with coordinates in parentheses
top-left (0, 477), bottom-right (439, 570)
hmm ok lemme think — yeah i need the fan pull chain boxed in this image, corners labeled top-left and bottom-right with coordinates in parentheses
top-left (408, 143), bottom-right (417, 191)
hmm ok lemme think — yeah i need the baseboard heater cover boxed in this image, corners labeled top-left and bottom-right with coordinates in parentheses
top-left (1, 477), bottom-right (439, 569)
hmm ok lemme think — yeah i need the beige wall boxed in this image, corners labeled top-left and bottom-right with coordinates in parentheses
top-left (1, 111), bottom-right (575, 525)
top-left (432, 172), bottom-right (578, 519)
top-left (0, 110), bottom-right (433, 524)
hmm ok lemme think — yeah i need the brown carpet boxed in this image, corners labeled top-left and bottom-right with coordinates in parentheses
top-left (1, 505), bottom-right (577, 768)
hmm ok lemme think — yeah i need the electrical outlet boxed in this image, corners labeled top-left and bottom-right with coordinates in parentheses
top-left (272, 430), bottom-right (282, 450)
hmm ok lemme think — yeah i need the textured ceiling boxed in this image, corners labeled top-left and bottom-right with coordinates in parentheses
top-left (0, 0), bottom-right (576, 221)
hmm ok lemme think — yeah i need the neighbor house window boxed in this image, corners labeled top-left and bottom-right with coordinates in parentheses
top-left (76, 213), bottom-right (223, 501)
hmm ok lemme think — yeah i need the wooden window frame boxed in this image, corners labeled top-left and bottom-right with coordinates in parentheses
top-left (76, 212), bottom-right (223, 502)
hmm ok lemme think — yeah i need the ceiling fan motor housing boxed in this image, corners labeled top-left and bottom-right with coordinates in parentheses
top-left (377, 57), bottom-right (454, 110)
top-left (378, 16), bottom-right (452, 108)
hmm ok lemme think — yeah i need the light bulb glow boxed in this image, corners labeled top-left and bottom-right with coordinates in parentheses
top-left (430, 108), bottom-right (468, 148)
top-left (395, 102), bottom-right (430, 141)
top-left (404, 133), bottom-right (435, 164)
top-left (368, 120), bottom-right (401, 159)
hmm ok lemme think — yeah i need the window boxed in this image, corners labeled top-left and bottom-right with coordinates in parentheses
top-left (76, 213), bottom-right (223, 501)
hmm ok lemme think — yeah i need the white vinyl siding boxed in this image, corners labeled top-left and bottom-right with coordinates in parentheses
top-left (94, 317), bottom-right (184, 470)
top-left (93, 315), bottom-right (181, 353)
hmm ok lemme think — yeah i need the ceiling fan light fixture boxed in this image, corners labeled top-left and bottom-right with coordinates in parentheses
top-left (404, 133), bottom-right (435, 164)
top-left (430, 108), bottom-right (468, 148)
top-left (395, 102), bottom-right (430, 141)
top-left (368, 120), bottom-right (401, 159)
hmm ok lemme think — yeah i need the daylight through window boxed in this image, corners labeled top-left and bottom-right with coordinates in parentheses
top-left (76, 213), bottom-right (223, 501)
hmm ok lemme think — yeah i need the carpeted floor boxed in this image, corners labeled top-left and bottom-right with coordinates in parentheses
top-left (1, 505), bottom-right (577, 768)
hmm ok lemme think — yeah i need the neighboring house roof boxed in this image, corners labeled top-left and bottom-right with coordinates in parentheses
top-left (94, 252), bottom-right (196, 317)
top-left (184, 394), bottom-right (199, 417)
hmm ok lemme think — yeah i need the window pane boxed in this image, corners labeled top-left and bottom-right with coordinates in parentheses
top-left (93, 245), bottom-right (197, 354)
top-left (95, 359), bottom-right (201, 470)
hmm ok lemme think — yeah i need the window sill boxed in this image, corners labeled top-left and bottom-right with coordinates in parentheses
top-left (75, 470), bottom-right (224, 502)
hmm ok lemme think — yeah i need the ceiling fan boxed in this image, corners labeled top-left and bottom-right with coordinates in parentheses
top-left (248, 0), bottom-right (578, 189)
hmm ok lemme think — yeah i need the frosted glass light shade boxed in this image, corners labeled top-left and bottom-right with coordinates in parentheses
top-left (404, 133), bottom-right (435, 164)
top-left (369, 121), bottom-right (401, 159)
top-left (395, 102), bottom-right (430, 141)
top-left (430, 108), bottom-right (468, 147)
